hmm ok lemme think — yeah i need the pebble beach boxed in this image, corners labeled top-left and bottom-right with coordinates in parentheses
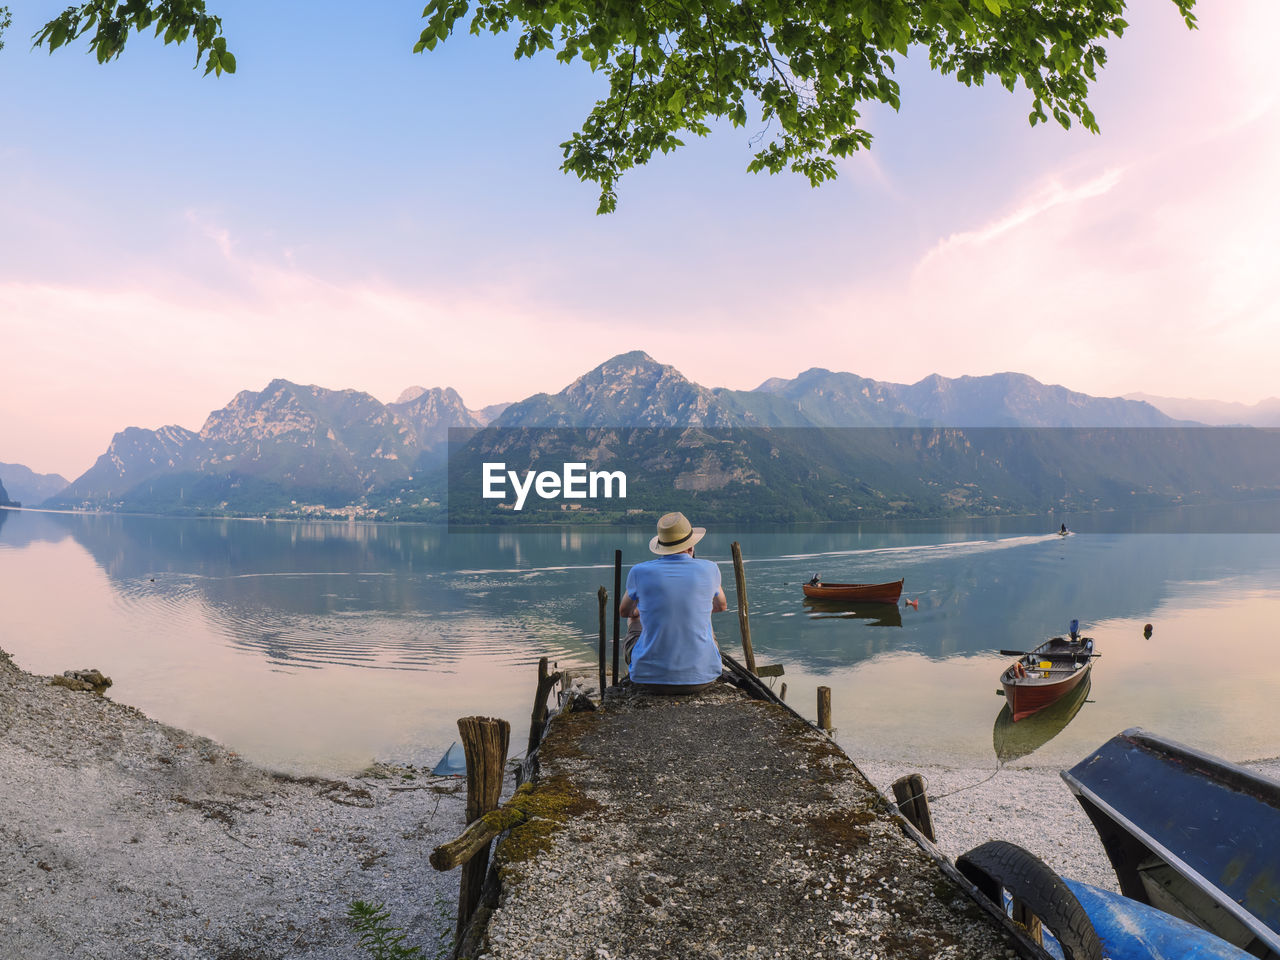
top-left (0, 646), bottom-right (466, 960)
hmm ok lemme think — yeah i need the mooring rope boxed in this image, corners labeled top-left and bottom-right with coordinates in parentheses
top-left (924, 764), bottom-right (1003, 802)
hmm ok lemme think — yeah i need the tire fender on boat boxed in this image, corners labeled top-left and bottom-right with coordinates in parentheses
top-left (957, 841), bottom-right (1103, 960)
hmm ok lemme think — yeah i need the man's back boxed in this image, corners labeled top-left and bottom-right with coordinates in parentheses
top-left (625, 553), bottom-right (723, 686)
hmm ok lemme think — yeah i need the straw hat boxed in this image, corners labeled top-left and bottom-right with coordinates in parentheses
top-left (649, 512), bottom-right (706, 555)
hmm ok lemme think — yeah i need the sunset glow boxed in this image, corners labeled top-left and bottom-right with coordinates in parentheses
top-left (2, 0), bottom-right (1277, 479)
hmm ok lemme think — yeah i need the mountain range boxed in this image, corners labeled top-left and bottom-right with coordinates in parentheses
top-left (1124, 393), bottom-right (1280, 427)
top-left (0, 462), bottom-right (70, 507)
top-left (27, 351), bottom-right (1279, 522)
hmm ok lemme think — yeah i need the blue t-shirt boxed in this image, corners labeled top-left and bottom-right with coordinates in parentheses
top-left (625, 554), bottom-right (723, 685)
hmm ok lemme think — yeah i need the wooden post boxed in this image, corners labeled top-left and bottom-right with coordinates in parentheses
top-left (1012, 900), bottom-right (1044, 944)
top-left (779, 682), bottom-right (787, 702)
top-left (455, 716), bottom-right (510, 940)
top-left (891, 773), bottom-right (936, 842)
top-left (730, 541), bottom-right (758, 675)
top-left (817, 686), bottom-right (832, 732)
top-left (526, 657), bottom-right (561, 758)
top-left (597, 585), bottom-right (608, 699)
top-left (612, 550), bottom-right (622, 686)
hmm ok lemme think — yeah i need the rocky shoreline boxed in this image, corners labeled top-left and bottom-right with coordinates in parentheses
top-left (0, 646), bottom-right (467, 960)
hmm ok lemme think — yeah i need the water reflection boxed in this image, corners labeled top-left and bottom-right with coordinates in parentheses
top-left (3, 507), bottom-right (1279, 771)
top-left (8, 510), bottom-right (1280, 675)
top-left (801, 597), bottom-right (903, 628)
top-left (992, 675), bottom-right (1093, 764)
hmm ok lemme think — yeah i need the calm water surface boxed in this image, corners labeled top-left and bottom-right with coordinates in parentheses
top-left (1, 508), bottom-right (1277, 775)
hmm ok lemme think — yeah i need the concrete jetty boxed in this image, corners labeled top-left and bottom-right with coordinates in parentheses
top-left (455, 682), bottom-right (1045, 959)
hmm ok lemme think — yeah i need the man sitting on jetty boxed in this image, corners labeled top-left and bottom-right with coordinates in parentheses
top-left (619, 512), bottom-right (729, 694)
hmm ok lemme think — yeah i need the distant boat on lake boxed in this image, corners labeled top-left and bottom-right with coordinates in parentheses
top-left (802, 577), bottom-right (903, 604)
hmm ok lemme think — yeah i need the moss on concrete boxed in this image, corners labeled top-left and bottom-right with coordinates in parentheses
top-left (496, 774), bottom-right (601, 873)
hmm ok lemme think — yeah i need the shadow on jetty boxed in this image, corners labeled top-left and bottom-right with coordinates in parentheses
top-left (801, 597), bottom-right (903, 627)
top-left (992, 674), bottom-right (1092, 764)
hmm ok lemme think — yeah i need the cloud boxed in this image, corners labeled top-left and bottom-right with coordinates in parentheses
top-left (921, 169), bottom-right (1124, 263)
top-left (0, 220), bottom-right (617, 477)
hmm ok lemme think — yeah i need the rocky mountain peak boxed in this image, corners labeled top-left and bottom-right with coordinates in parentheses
top-left (388, 386), bottom-right (479, 447)
top-left (200, 381), bottom-right (317, 445)
top-left (501, 350), bottom-right (732, 427)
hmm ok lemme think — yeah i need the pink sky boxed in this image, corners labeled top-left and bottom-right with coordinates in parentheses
top-left (1, 0), bottom-right (1277, 480)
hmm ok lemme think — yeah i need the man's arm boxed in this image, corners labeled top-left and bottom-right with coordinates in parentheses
top-left (620, 592), bottom-right (637, 618)
top-left (712, 586), bottom-right (728, 613)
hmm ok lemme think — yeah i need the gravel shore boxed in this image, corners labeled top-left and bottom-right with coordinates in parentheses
top-left (0, 647), bottom-right (466, 960)
top-left (858, 754), bottom-right (1280, 895)
top-left (856, 759), bottom-right (1121, 891)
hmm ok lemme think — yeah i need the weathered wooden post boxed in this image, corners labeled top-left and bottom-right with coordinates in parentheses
top-left (455, 716), bottom-right (510, 940)
top-left (597, 585), bottom-right (608, 698)
top-left (612, 550), bottom-right (622, 686)
top-left (730, 541), bottom-right (758, 675)
top-left (891, 773), bottom-right (936, 842)
top-left (817, 686), bottom-right (832, 732)
top-left (527, 657), bottom-right (561, 758)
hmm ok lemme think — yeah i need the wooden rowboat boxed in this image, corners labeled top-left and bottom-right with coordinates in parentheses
top-left (992, 674), bottom-right (1091, 762)
top-left (1001, 635), bottom-right (1095, 722)
top-left (802, 578), bottom-right (903, 604)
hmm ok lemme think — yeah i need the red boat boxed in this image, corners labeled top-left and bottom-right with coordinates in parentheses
top-left (801, 578), bottom-right (903, 604)
top-left (1001, 636), bottom-right (1096, 722)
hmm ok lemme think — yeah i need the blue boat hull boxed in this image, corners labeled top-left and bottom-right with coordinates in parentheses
top-left (1064, 880), bottom-right (1253, 960)
top-left (1062, 728), bottom-right (1280, 958)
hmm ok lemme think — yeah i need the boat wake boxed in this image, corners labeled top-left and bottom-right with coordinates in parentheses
top-left (764, 534), bottom-right (1057, 566)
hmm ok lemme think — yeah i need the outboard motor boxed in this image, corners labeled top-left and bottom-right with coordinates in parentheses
top-left (1069, 618), bottom-right (1080, 640)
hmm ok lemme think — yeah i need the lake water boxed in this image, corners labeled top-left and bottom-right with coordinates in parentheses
top-left (2, 507), bottom-right (1278, 776)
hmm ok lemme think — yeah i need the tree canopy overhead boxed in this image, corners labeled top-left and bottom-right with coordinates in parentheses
top-left (35, 0), bottom-right (1197, 213)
